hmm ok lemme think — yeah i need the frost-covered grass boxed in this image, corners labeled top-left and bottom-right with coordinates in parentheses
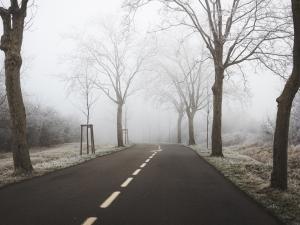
top-left (190, 144), bottom-right (300, 225)
top-left (0, 143), bottom-right (130, 188)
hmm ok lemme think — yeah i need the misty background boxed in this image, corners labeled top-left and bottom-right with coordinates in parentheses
top-left (14, 0), bottom-right (285, 146)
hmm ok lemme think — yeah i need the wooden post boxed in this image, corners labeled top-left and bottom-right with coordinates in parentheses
top-left (122, 129), bottom-right (129, 145)
top-left (80, 125), bottom-right (83, 155)
top-left (127, 129), bottom-right (129, 144)
top-left (86, 125), bottom-right (89, 154)
top-left (80, 124), bottom-right (96, 155)
top-left (90, 125), bottom-right (95, 154)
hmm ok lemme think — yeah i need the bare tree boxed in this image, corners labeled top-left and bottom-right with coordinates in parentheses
top-left (0, 0), bottom-right (33, 174)
top-left (63, 59), bottom-right (98, 153)
top-left (153, 85), bottom-right (185, 143)
top-left (161, 45), bottom-right (208, 145)
top-left (271, 0), bottom-right (300, 190)
top-left (81, 22), bottom-right (149, 147)
top-left (65, 60), bottom-right (98, 126)
top-left (125, 0), bottom-right (291, 156)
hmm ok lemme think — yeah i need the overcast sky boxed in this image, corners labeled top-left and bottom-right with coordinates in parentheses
top-left (5, 0), bottom-right (287, 144)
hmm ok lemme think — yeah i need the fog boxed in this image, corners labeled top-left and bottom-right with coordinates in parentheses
top-left (15, 0), bottom-right (286, 145)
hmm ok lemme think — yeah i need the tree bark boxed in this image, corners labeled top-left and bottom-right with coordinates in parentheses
top-left (0, 1), bottom-right (33, 174)
top-left (5, 51), bottom-right (32, 174)
top-left (187, 111), bottom-right (196, 145)
top-left (271, 0), bottom-right (300, 190)
top-left (211, 65), bottom-right (224, 157)
top-left (117, 103), bottom-right (124, 147)
top-left (177, 112), bottom-right (183, 144)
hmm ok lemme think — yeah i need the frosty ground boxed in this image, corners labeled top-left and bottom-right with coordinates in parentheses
top-left (0, 143), bottom-right (129, 188)
top-left (190, 144), bottom-right (300, 225)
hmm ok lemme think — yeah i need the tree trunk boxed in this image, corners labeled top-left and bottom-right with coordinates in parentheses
top-left (271, 0), bottom-right (300, 190)
top-left (5, 51), bottom-right (32, 174)
top-left (117, 103), bottom-right (124, 147)
top-left (211, 66), bottom-right (224, 157)
top-left (177, 112), bottom-right (183, 144)
top-left (207, 96), bottom-right (210, 150)
top-left (0, 2), bottom-right (33, 174)
top-left (187, 111), bottom-right (196, 145)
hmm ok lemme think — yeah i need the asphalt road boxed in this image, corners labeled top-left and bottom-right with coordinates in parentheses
top-left (0, 144), bottom-right (283, 225)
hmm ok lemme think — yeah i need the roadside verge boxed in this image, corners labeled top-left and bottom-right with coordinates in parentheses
top-left (0, 143), bottom-right (134, 188)
top-left (188, 145), bottom-right (299, 225)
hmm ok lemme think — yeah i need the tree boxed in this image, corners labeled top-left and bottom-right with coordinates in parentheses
top-left (161, 44), bottom-right (208, 145)
top-left (65, 60), bottom-right (98, 126)
top-left (145, 53), bottom-right (186, 144)
top-left (63, 59), bottom-right (98, 153)
top-left (0, 0), bottom-right (32, 174)
top-left (81, 21), bottom-right (149, 147)
top-left (205, 81), bottom-right (212, 149)
top-left (125, 0), bottom-right (290, 156)
top-left (271, 0), bottom-right (300, 191)
top-left (153, 86), bottom-right (185, 143)
top-left (175, 100), bottom-right (185, 143)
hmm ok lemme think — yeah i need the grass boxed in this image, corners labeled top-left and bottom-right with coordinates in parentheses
top-left (190, 144), bottom-right (300, 225)
top-left (0, 143), bottom-right (131, 188)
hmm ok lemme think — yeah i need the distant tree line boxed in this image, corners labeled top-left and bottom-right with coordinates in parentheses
top-left (262, 93), bottom-right (300, 146)
top-left (0, 99), bottom-right (79, 152)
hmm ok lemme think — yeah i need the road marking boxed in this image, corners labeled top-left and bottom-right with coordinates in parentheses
top-left (140, 163), bottom-right (147, 168)
top-left (145, 159), bottom-right (150, 162)
top-left (81, 217), bottom-right (97, 225)
top-left (121, 177), bottom-right (133, 187)
top-left (100, 191), bottom-right (120, 208)
top-left (132, 169), bottom-right (141, 175)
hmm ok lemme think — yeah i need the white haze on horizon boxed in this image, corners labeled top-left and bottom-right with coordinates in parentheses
top-left (11, 0), bottom-right (287, 145)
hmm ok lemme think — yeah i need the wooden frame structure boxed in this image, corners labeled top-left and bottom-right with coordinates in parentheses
top-left (122, 129), bottom-right (129, 145)
top-left (80, 124), bottom-right (95, 155)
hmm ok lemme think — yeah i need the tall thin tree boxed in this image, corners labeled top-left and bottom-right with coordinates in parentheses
top-left (64, 60), bottom-right (98, 153)
top-left (161, 45), bottom-right (208, 145)
top-left (81, 21), bottom-right (149, 147)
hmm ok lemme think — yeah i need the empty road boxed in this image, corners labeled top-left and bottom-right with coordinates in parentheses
top-left (0, 144), bottom-right (283, 225)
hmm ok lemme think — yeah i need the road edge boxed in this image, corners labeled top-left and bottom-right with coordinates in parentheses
top-left (0, 144), bottom-right (136, 190)
top-left (183, 145), bottom-right (286, 225)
